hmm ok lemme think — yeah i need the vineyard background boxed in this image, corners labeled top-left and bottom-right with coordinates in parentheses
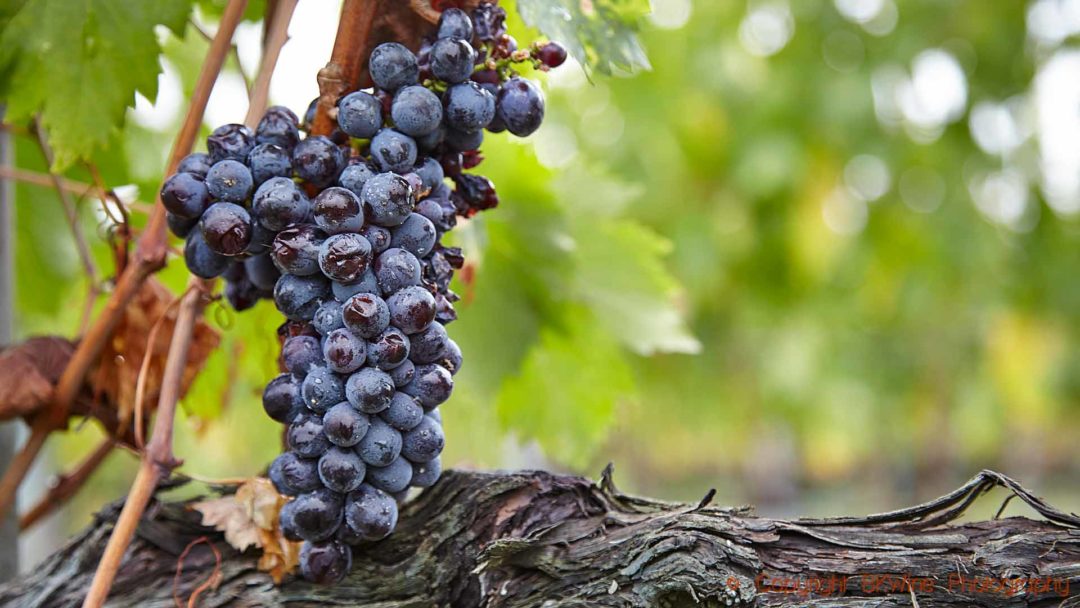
top-left (2, 0), bottom-right (1077, 574)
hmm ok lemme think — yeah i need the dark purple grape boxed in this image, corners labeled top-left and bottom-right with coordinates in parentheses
top-left (380, 392), bottom-right (424, 432)
top-left (323, 328), bottom-right (368, 373)
top-left (247, 143), bottom-right (293, 185)
top-left (437, 339), bottom-right (463, 375)
top-left (410, 456), bottom-right (441, 487)
top-left (256, 105), bottom-right (300, 149)
top-left (269, 451), bottom-right (322, 495)
top-left (414, 157), bottom-right (444, 192)
top-left (416, 126), bottom-right (445, 152)
top-left (369, 42), bottom-right (419, 92)
top-left (283, 335), bottom-right (322, 376)
top-left (331, 269), bottom-right (379, 301)
top-left (274, 273), bottom-right (330, 321)
top-left (263, 373), bottom-right (304, 423)
top-left (374, 248), bottom-right (422, 294)
top-left (387, 285), bottom-right (436, 334)
top-left (225, 275), bottom-right (263, 311)
top-left (402, 364), bottom-right (453, 408)
top-left (344, 484), bottom-right (398, 541)
top-left (161, 172), bottom-right (209, 218)
top-left (166, 211), bottom-right (199, 238)
top-left (338, 91), bottom-right (383, 139)
top-left (361, 224), bottom-right (392, 254)
top-left (285, 488), bottom-right (343, 542)
top-left (497, 77), bottom-right (545, 137)
top-left (293, 135), bottom-right (346, 187)
top-left (437, 8), bottom-right (473, 41)
top-left (244, 253), bottom-right (281, 291)
top-left (431, 38), bottom-right (475, 84)
top-left (367, 327), bottom-right (410, 370)
top-left (184, 230), bottom-right (230, 278)
top-left (299, 540), bottom-right (352, 585)
top-left (538, 41), bottom-right (568, 68)
top-left (357, 417), bottom-right (402, 466)
top-left (205, 159), bottom-right (254, 203)
top-left (388, 359), bottom-right (416, 388)
top-left (253, 176), bottom-right (310, 231)
top-left (391, 86), bottom-right (443, 137)
top-left (288, 412), bottom-right (332, 458)
top-left (313, 187), bottom-right (364, 235)
top-left (408, 321), bottom-right (448, 364)
top-left (313, 300), bottom-right (346, 335)
top-left (323, 402), bottom-right (370, 447)
top-left (302, 365), bottom-right (345, 413)
top-left (302, 98), bottom-right (319, 131)
top-left (370, 129), bottom-right (418, 173)
top-left (452, 173), bottom-right (499, 215)
top-left (401, 415), bottom-right (444, 462)
top-left (245, 221), bottom-right (275, 256)
top-left (318, 446), bottom-right (367, 493)
top-left (443, 82), bottom-right (495, 133)
top-left (345, 367), bottom-right (395, 413)
top-left (207, 123), bottom-right (254, 163)
top-left (342, 292), bottom-right (390, 339)
top-left (361, 173), bottom-right (414, 227)
top-left (389, 213), bottom-right (437, 258)
top-left (199, 202), bottom-right (252, 256)
top-left (338, 162), bottom-right (377, 198)
top-left (471, 3), bottom-right (507, 42)
top-left (272, 224), bottom-right (326, 276)
top-left (177, 152), bottom-right (212, 177)
top-left (365, 456), bottom-right (413, 494)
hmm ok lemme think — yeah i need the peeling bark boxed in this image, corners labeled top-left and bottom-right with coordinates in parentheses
top-left (1, 469), bottom-right (1078, 607)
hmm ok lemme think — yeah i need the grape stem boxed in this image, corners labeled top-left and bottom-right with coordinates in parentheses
top-left (312, 0), bottom-right (381, 137)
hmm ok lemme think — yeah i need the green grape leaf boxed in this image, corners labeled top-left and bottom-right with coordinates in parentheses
top-left (516, 0), bottom-right (651, 75)
top-left (0, 0), bottom-right (194, 169)
top-left (496, 308), bottom-right (635, 468)
top-left (572, 219), bottom-right (700, 355)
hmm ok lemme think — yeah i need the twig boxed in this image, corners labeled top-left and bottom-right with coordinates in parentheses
top-left (82, 279), bottom-right (212, 608)
top-left (312, 0), bottom-right (380, 136)
top-left (0, 0), bottom-right (247, 527)
top-left (243, 0), bottom-right (298, 128)
top-left (0, 165), bottom-right (153, 216)
top-left (189, 18), bottom-right (252, 98)
top-left (172, 536), bottom-right (222, 608)
top-left (129, 288), bottom-right (188, 449)
top-left (18, 438), bottom-right (115, 530)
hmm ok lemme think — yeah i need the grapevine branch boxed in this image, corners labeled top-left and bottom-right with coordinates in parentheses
top-left (0, 166), bottom-right (152, 214)
top-left (18, 438), bottom-right (116, 531)
top-left (243, 0), bottom-right (298, 128)
top-left (311, 0), bottom-right (381, 137)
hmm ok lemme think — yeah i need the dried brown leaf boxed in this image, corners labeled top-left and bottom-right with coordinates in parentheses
top-left (0, 337), bottom-right (74, 420)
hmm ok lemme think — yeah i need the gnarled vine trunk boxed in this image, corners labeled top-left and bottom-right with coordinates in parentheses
top-left (1, 468), bottom-right (1078, 607)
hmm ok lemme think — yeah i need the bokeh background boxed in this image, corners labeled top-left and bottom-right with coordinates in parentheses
top-left (5, 0), bottom-right (1078, 569)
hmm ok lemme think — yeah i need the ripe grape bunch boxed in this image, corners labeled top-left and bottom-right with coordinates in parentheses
top-left (159, 2), bottom-right (564, 586)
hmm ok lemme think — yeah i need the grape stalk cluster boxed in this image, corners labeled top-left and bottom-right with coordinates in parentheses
top-left (160, 2), bottom-right (563, 585)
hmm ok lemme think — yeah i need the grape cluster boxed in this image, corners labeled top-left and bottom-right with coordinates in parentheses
top-left (161, 2), bottom-right (561, 586)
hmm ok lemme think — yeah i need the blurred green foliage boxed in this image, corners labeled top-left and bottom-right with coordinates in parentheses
top-left (2, 0), bottom-right (1078, 544)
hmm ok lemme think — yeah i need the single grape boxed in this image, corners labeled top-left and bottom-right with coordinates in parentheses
top-left (360, 224), bottom-right (392, 255)
top-left (161, 172), bottom-right (210, 219)
top-left (497, 77), bottom-right (545, 137)
top-left (410, 456), bottom-right (441, 488)
top-left (331, 269), bottom-right (379, 302)
top-left (269, 451), bottom-right (322, 495)
top-left (302, 365), bottom-right (345, 413)
top-left (184, 230), bottom-right (230, 278)
top-left (199, 202), bottom-right (252, 256)
top-left (177, 152), bottom-right (212, 177)
top-left (387, 286), bottom-right (436, 334)
top-left (444, 126), bottom-right (483, 152)
top-left (285, 488), bottom-right (343, 542)
top-left (388, 359), bottom-right (416, 388)
top-left (365, 456), bottom-right (413, 494)
top-left (401, 415), bottom-right (444, 463)
top-left (361, 173), bottom-right (414, 228)
top-left (408, 321), bottom-right (448, 364)
top-left (166, 212), bottom-right (199, 238)
top-left (437, 8), bottom-right (473, 41)
top-left (337, 91), bottom-right (383, 139)
top-left (256, 105), bottom-right (301, 149)
top-left (288, 412), bottom-right (333, 458)
top-left (370, 129), bottom-right (418, 174)
top-left (282, 335), bottom-right (323, 376)
top-left (345, 367), bottom-right (395, 413)
top-left (414, 157), bottom-right (444, 192)
top-left (313, 300), bottom-right (345, 335)
top-left (279, 500), bottom-right (303, 541)
top-left (367, 327), bottom-right (410, 370)
top-left (443, 81), bottom-right (495, 133)
top-left (312, 187), bottom-right (364, 235)
top-left (344, 484), bottom-right (398, 541)
top-left (369, 42), bottom-right (419, 92)
top-left (323, 328), bottom-right (368, 373)
top-left (247, 142), bottom-right (293, 185)
top-left (416, 126), bottom-right (445, 152)
top-left (207, 123), bottom-right (254, 163)
top-left (293, 135), bottom-right (346, 187)
top-left (246, 221), bottom-right (275, 256)
top-left (389, 213), bottom-right (437, 258)
top-left (225, 276), bottom-right (262, 312)
top-left (374, 248), bottom-right (422, 295)
top-left (380, 392), bottom-right (424, 432)
top-left (205, 159), bottom-right (254, 203)
top-left (299, 540), bottom-right (352, 585)
top-left (338, 162), bottom-right (377, 198)
top-left (253, 176), bottom-right (310, 231)
top-left (244, 253), bottom-right (281, 292)
top-left (342, 292), bottom-right (390, 339)
top-left (390, 86), bottom-right (443, 137)
top-left (274, 273), bottom-right (330, 321)
top-left (430, 38), bottom-right (475, 84)
top-left (357, 417), bottom-right (402, 467)
top-left (437, 339), bottom-right (463, 375)
top-left (272, 224), bottom-right (326, 276)
top-left (538, 41), bottom-right (568, 68)
top-left (263, 373), bottom-right (304, 423)
top-left (402, 363), bottom-right (453, 408)
top-left (318, 446), bottom-right (367, 493)
top-left (323, 402), bottom-right (371, 447)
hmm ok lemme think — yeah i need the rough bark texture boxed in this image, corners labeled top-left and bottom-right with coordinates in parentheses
top-left (1, 468), bottom-right (1078, 607)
